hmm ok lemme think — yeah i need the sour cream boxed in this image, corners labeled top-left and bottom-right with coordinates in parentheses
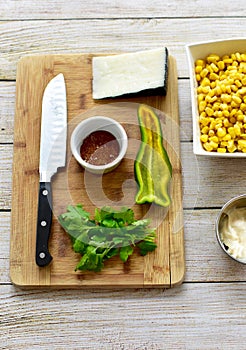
top-left (220, 207), bottom-right (246, 262)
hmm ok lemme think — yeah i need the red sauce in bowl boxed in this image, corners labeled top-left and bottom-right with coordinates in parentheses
top-left (80, 130), bottom-right (120, 166)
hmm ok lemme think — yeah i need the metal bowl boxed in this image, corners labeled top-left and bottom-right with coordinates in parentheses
top-left (216, 194), bottom-right (246, 264)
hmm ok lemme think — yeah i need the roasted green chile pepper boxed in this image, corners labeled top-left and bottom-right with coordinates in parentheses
top-left (134, 104), bottom-right (172, 207)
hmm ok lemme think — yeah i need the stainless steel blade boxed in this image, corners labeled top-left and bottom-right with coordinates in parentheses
top-left (39, 73), bottom-right (67, 182)
top-left (36, 73), bottom-right (67, 267)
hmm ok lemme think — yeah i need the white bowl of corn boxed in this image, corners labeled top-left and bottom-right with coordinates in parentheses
top-left (186, 38), bottom-right (246, 157)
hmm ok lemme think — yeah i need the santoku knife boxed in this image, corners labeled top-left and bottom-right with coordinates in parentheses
top-left (36, 73), bottom-right (67, 267)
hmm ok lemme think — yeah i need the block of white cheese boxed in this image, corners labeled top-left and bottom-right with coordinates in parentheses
top-left (92, 48), bottom-right (168, 99)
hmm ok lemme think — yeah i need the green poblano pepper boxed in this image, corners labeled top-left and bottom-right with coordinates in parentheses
top-left (134, 104), bottom-right (172, 207)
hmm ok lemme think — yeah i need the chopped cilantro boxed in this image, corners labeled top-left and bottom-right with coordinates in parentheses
top-left (58, 205), bottom-right (157, 272)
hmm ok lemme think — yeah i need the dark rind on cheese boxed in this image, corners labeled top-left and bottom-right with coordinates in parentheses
top-left (93, 47), bottom-right (169, 99)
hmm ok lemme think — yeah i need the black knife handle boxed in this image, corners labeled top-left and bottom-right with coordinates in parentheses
top-left (35, 182), bottom-right (53, 267)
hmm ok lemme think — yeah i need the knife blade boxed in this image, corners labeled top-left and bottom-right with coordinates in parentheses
top-left (36, 73), bottom-right (67, 267)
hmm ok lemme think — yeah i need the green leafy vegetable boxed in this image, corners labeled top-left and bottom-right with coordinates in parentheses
top-left (58, 205), bottom-right (157, 272)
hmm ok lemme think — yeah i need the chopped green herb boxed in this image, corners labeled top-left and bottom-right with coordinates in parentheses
top-left (58, 205), bottom-right (157, 272)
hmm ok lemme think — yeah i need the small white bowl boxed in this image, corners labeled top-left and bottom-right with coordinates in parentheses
top-left (186, 38), bottom-right (246, 157)
top-left (70, 116), bottom-right (128, 174)
top-left (215, 194), bottom-right (246, 264)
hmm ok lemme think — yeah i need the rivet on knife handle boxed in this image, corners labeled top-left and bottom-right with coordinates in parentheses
top-left (36, 182), bottom-right (53, 267)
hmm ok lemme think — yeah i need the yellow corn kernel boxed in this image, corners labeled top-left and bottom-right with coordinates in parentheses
top-left (207, 54), bottom-right (220, 63)
top-left (210, 96), bottom-right (218, 103)
top-left (217, 111), bottom-right (224, 118)
top-left (231, 101), bottom-right (239, 108)
top-left (236, 52), bottom-right (242, 61)
top-left (201, 126), bottom-right (209, 134)
top-left (230, 109), bottom-right (237, 117)
top-left (201, 86), bottom-right (210, 94)
top-left (196, 59), bottom-right (204, 66)
top-left (200, 68), bottom-right (209, 78)
top-left (217, 147), bottom-right (226, 153)
top-left (200, 134), bottom-right (209, 143)
top-left (241, 54), bottom-right (246, 61)
top-left (225, 85), bottom-right (232, 94)
top-left (197, 94), bottom-right (205, 102)
top-left (242, 77), bottom-right (246, 85)
top-left (223, 110), bottom-right (230, 117)
top-left (232, 95), bottom-right (242, 104)
top-left (235, 79), bottom-right (242, 88)
top-left (205, 106), bottom-right (214, 117)
top-left (210, 141), bottom-right (219, 149)
top-left (217, 127), bottom-right (227, 138)
top-left (223, 118), bottom-right (231, 128)
top-left (210, 72), bottom-right (219, 81)
top-left (223, 58), bottom-right (233, 64)
top-left (201, 78), bottom-right (211, 87)
top-left (209, 136), bottom-right (219, 143)
top-left (205, 95), bottom-right (212, 103)
top-left (214, 86), bottom-right (222, 95)
top-left (237, 114), bottom-right (244, 122)
top-left (240, 103), bottom-right (246, 112)
top-left (221, 93), bottom-right (231, 103)
top-left (220, 103), bottom-right (228, 111)
top-left (228, 127), bottom-right (236, 138)
top-left (234, 124), bottom-right (241, 136)
top-left (210, 62), bottom-right (219, 72)
top-left (231, 85), bottom-right (238, 92)
top-left (208, 89), bottom-right (215, 97)
top-left (203, 142), bottom-right (213, 152)
top-left (242, 148), bottom-right (246, 153)
top-left (227, 140), bottom-right (237, 153)
top-left (241, 133), bottom-right (246, 139)
top-left (220, 141), bottom-right (228, 147)
top-left (238, 87), bottom-right (246, 95)
top-left (199, 101), bottom-right (207, 113)
top-left (210, 120), bottom-right (217, 130)
top-left (196, 74), bottom-right (201, 82)
top-left (222, 134), bottom-right (231, 141)
top-left (208, 129), bottom-right (215, 137)
top-left (199, 116), bottom-right (210, 126)
top-left (195, 65), bottom-right (203, 74)
top-left (213, 102), bottom-right (221, 111)
top-left (238, 139), bottom-right (246, 148)
top-left (217, 61), bottom-right (225, 70)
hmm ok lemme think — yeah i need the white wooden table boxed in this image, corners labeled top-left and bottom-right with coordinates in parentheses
top-left (1, 1), bottom-right (246, 349)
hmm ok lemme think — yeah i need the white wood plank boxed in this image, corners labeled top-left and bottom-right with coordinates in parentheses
top-left (0, 283), bottom-right (245, 349)
top-left (0, 82), bottom-right (15, 143)
top-left (1, 18), bottom-right (246, 80)
top-left (2, 142), bottom-right (246, 210)
top-left (0, 0), bottom-right (245, 19)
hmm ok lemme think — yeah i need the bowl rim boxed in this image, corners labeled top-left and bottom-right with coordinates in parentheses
top-left (186, 37), bottom-right (246, 157)
top-left (70, 115), bottom-right (128, 172)
top-left (215, 194), bottom-right (246, 264)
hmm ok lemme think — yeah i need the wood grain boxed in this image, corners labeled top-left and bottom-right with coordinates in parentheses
top-left (10, 54), bottom-right (184, 288)
top-left (1, 18), bottom-right (246, 80)
top-left (2, 1), bottom-right (246, 348)
top-left (1, 283), bottom-right (246, 350)
top-left (1, 0), bottom-right (245, 19)
top-left (0, 79), bottom-right (194, 144)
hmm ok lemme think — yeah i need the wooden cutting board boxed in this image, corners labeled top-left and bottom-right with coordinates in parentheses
top-left (10, 53), bottom-right (184, 288)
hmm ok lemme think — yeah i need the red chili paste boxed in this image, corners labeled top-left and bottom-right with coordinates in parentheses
top-left (80, 130), bottom-right (120, 166)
